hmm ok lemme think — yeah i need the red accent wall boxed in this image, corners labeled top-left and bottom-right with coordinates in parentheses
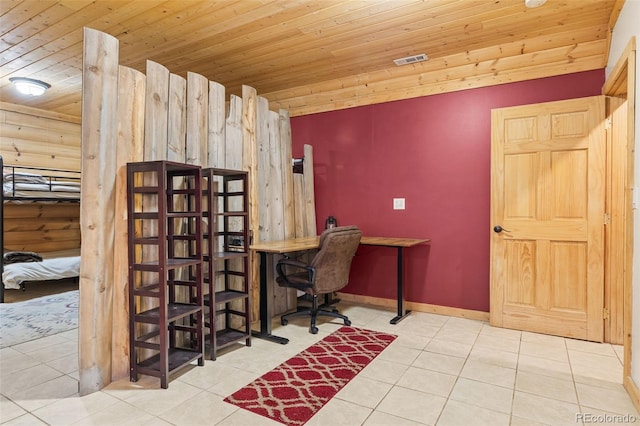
top-left (290, 70), bottom-right (604, 312)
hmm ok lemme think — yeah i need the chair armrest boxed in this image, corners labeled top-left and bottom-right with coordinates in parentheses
top-left (275, 258), bottom-right (316, 290)
top-left (277, 258), bottom-right (309, 269)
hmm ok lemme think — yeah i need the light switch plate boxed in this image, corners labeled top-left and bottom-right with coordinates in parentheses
top-left (393, 198), bottom-right (405, 210)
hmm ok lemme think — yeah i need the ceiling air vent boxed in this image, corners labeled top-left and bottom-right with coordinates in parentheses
top-left (393, 53), bottom-right (428, 66)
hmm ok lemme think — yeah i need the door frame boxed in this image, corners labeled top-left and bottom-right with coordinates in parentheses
top-left (602, 36), bottom-right (637, 408)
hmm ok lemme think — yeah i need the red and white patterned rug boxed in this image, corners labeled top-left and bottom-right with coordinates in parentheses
top-left (224, 326), bottom-right (397, 425)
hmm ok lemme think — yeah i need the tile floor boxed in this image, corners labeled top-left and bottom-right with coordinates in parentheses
top-left (0, 302), bottom-right (636, 425)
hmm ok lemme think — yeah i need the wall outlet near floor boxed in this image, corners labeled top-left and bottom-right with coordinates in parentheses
top-left (393, 198), bottom-right (405, 210)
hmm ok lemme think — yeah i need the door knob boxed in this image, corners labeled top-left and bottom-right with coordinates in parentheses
top-left (493, 225), bottom-right (511, 233)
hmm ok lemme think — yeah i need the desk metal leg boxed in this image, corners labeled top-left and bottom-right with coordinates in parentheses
top-left (251, 251), bottom-right (289, 344)
top-left (390, 246), bottom-right (411, 324)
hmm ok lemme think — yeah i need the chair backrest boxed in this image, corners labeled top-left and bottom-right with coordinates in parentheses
top-left (311, 225), bottom-right (362, 294)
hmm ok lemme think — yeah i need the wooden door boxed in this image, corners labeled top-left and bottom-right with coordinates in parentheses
top-left (490, 96), bottom-right (606, 342)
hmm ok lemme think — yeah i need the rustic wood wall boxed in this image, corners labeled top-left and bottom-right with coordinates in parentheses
top-left (0, 103), bottom-right (82, 254)
top-left (80, 28), bottom-right (313, 394)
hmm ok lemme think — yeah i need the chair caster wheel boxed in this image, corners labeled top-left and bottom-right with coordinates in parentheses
top-left (344, 319), bottom-right (352, 326)
top-left (281, 318), bottom-right (288, 326)
top-left (310, 326), bottom-right (318, 334)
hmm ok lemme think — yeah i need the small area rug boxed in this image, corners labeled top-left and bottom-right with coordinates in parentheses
top-left (224, 326), bottom-right (396, 425)
top-left (0, 290), bottom-right (78, 348)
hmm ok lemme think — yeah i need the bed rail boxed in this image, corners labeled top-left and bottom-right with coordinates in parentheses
top-left (2, 163), bottom-right (81, 203)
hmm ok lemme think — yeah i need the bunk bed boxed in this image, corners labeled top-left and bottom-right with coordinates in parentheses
top-left (1, 156), bottom-right (81, 302)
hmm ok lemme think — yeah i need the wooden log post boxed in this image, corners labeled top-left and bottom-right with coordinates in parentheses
top-left (111, 66), bottom-right (146, 381)
top-left (80, 27), bottom-right (119, 395)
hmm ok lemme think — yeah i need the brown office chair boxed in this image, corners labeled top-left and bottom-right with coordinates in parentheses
top-left (275, 225), bottom-right (362, 334)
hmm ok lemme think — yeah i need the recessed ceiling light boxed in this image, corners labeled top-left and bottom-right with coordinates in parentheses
top-left (525, 0), bottom-right (547, 8)
top-left (9, 77), bottom-right (51, 96)
top-left (393, 54), bottom-right (428, 66)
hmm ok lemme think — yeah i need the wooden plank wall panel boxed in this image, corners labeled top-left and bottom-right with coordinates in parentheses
top-left (256, 96), bottom-right (280, 316)
top-left (139, 60), bottom-right (170, 359)
top-left (167, 71), bottom-right (187, 244)
top-left (279, 109), bottom-right (298, 312)
top-left (221, 93), bottom-right (244, 328)
top-left (303, 144), bottom-right (317, 237)
top-left (226, 96), bottom-right (243, 169)
top-left (217, 93), bottom-right (243, 305)
top-left (279, 109), bottom-right (295, 241)
top-left (142, 61), bottom-right (170, 272)
top-left (293, 174), bottom-right (306, 238)
top-left (79, 27), bottom-right (119, 395)
top-left (268, 108), bottom-right (296, 315)
top-left (167, 72), bottom-right (187, 235)
top-left (186, 72), bottom-right (209, 166)
top-left (207, 81), bottom-right (226, 168)
top-left (167, 72), bottom-right (189, 344)
top-left (0, 103), bottom-right (81, 171)
top-left (205, 82), bottom-right (226, 330)
top-left (144, 61), bottom-right (170, 161)
top-left (267, 110), bottom-right (284, 255)
top-left (184, 72), bottom-right (207, 333)
top-left (1, 139), bottom-right (79, 165)
top-left (254, 100), bottom-right (298, 317)
top-left (4, 229), bottom-right (80, 251)
top-left (112, 65), bottom-right (146, 381)
top-left (167, 74), bottom-right (187, 162)
top-left (257, 97), bottom-right (271, 244)
top-left (242, 85), bottom-right (261, 326)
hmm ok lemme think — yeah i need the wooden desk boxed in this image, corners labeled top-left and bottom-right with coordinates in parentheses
top-left (250, 236), bottom-right (430, 344)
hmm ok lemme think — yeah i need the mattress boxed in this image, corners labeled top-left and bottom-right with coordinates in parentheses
top-left (2, 251), bottom-right (81, 289)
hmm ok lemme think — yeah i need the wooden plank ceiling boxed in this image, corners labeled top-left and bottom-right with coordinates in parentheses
top-left (0, 0), bottom-right (623, 118)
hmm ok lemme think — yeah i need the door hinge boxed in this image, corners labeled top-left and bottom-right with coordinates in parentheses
top-left (603, 308), bottom-right (610, 320)
top-left (604, 213), bottom-right (611, 225)
top-left (605, 117), bottom-right (612, 130)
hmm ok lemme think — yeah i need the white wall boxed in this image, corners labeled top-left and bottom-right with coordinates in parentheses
top-left (606, 0), bottom-right (640, 385)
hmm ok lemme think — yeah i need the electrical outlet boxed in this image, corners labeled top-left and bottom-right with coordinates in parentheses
top-left (393, 198), bottom-right (405, 210)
